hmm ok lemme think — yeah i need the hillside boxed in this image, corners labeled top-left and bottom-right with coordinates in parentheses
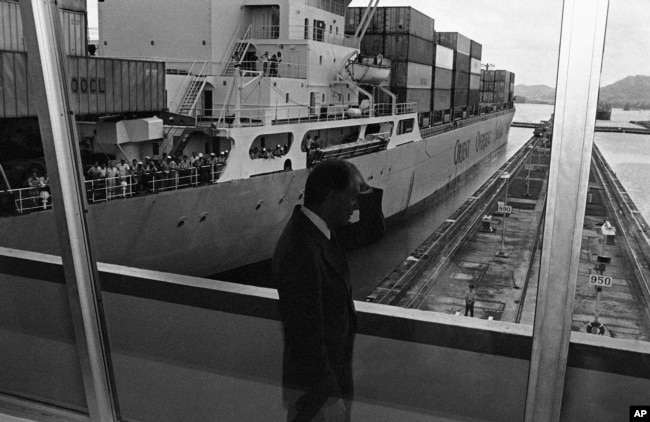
top-left (598, 75), bottom-right (650, 109)
top-left (513, 85), bottom-right (555, 104)
top-left (514, 75), bottom-right (650, 108)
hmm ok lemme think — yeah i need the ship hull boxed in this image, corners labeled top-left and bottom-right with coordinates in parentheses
top-left (0, 110), bottom-right (514, 276)
top-left (596, 110), bottom-right (611, 120)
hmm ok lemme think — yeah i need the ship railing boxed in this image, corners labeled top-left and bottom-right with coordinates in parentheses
top-left (1, 186), bottom-right (53, 214)
top-left (145, 165), bottom-right (226, 192)
top-left (374, 102), bottom-right (417, 116)
top-left (207, 102), bottom-right (418, 128)
top-left (166, 59), bottom-right (309, 80)
top-left (2, 166), bottom-right (231, 214)
top-left (84, 176), bottom-right (137, 204)
top-left (166, 60), bottom-right (222, 77)
top-left (420, 108), bottom-right (512, 139)
top-left (249, 24), bottom-right (358, 48)
top-left (234, 60), bottom-right (308, 79)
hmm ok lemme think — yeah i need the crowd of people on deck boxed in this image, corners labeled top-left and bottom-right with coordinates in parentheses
top-left (249, 144), bottom-right (290, 160)
top-left (236, 51), bottom-right (283, 77)
top-left (82, 150), bottom-right (230, 201)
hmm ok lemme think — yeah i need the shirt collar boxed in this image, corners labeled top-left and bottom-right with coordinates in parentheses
top-left (300, 206), bottom-right (330, 240)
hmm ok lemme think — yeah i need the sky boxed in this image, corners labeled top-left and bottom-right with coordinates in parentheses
top-left (88, 0), bottom-right (650, 87)
top-left (348, 0), bottom-right (650, 87)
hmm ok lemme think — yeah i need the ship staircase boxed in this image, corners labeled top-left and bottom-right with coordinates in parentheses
top-left (222, 25), bottom-right (252, 77)
top-left (160, 61), bottom-right (210, 157)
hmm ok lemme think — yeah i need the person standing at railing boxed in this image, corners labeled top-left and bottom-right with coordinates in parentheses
top-left (117, 158), bottom-right (132, 183)
top-left (178, 155), bottom-right (192, 187)
top-left (86, 162), bottom-right (101, 180)
top-left (106, 161), bottom-right (119, 200)
top-left (133, 162), bottom-right (144, 192)
top-left (159, 156), bottom-right (176, 190)
top-left (169, 156), bottom-right (179, 189)
top-left (276, 52), bottom-right (282, 77)
top-left (261, 52), bottom-right (269, 77)
top-left (270, 54), bottom-right (278, 77)
top-left (190, 151), bottom-right (199, 167)
top-left (143, 157), bottom-right (157, 192)
top-left (196, 153), bottom-right (211, 185)
top-left (26, 171), bottom-right (44, 207)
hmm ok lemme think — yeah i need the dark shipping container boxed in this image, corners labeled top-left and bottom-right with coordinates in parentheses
top-left (390, 61), bottom-right (433, 88)
top-left (437, 32), bottom-right (471, 55)
top-left (452, 89), bottom-right (468, 108)
top-left (494, 70), bottom-right (507, 81)
top-left (433, 88), bottom-right (452, 111)
top-left (361, 33), bottom-right (434, 66)
top-left (470, 40), bottom-right (482, 59)
top-left (434, 67), bottom-right (453, 90)
top-left (393, 87), bottom-right (432, 113)
top-left (454, 52), bottom-right (470, 73)
top-left (454, 71), bottom-right (470, 90)
top-left (349, 7), bottom-right (436, 41)
top-left (468, 90), bottom-right (480, 106)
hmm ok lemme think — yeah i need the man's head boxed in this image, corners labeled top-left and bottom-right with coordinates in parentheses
top-left (304, 159), bottom-right (360, 228)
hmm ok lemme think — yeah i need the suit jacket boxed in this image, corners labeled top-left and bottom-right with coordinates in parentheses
top-left (272, 188), bottom-right (385, 416)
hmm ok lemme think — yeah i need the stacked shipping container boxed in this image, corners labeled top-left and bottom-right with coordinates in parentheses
top-left (437, 32), bottom-right (470, 113)
top-left (469, 40), bottom-right (482, 112)
top-left (433, 45), bottom-right (453, 112)
top-left (480, 69), bottom-right (515, 107)
top-left (348, 7), bottom-right (435, 118)
top-left (347, 6), bottom-right (514, 123)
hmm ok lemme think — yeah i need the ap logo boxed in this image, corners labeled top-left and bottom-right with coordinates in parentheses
top-left (631, 406), bottom-right (650, 420)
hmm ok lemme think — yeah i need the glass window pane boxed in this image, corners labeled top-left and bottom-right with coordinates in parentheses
top-left (0, 255), bottom-right (88, 414)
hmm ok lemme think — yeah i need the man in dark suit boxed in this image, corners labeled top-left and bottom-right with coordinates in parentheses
top-left (273, 158), bottom-right (385, 421)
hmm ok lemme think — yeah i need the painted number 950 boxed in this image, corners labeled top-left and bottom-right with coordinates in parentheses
top-left (589, 275), bottom-right (612, 287)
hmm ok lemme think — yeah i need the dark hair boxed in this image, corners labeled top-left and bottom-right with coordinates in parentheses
top-left (304, 159), bottom-right (354, 207)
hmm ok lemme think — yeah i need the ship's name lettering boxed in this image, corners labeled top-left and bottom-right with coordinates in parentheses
top-left (475, 131), bottom-right (492, 152)
top-left (454, 139), bottom-right (471, 165)
top-left (70, 77), bottom-right (106, 94)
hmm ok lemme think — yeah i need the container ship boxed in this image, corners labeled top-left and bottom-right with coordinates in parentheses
top-left (0, 0), bottom-right (515, 277)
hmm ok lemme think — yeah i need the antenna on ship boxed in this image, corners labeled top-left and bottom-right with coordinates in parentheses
top-left (483, 63), bottom-right (494, 71)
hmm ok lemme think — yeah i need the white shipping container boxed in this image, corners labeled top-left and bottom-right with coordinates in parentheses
top-left (407, 62), bottom-right (432, 88)
top-left (0, 0), bottom-right (24, 52)
top-left (435, 45), bottom-right (454, 70)
top-left (470, 58), bottom-right (481, 75)
top-left (470, 74), bottom-right (480, 90)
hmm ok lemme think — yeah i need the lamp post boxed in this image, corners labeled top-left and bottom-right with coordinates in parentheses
top-left (524, 145), bottom-right (533, 197)
top-left (496, 171), bottom-right (511, 258)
